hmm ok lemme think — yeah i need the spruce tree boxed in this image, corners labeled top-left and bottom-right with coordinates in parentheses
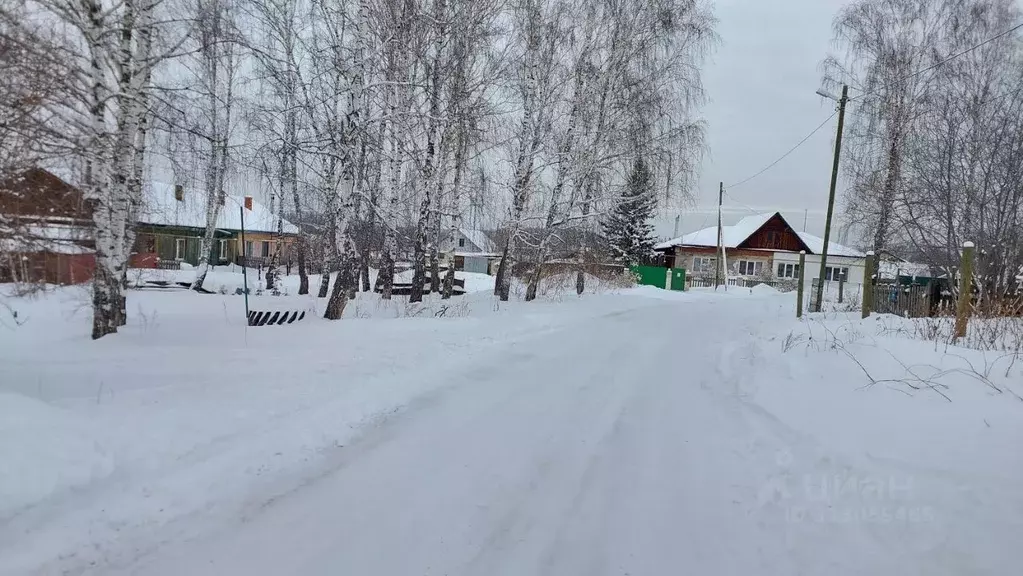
top-left (602, 156), bottom-right (657, 264)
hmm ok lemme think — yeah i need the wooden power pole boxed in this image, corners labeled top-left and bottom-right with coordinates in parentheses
top-left (814, 84), bottom-right (849, 312)
top-left (715, 182), bottom-right (724, 290)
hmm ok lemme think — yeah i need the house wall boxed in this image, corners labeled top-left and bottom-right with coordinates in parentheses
top-left (453, 232), bottom-right (483, 253)
top-left (774, 252), bottom-right (866, 299)
top-left (132, 229), bottom-right (296, 268)
top-left (237, 232), bottom-right (296, 262)
top-left (0, 251), bottom-right (95, 284)
top-left (462, 255), bottom-right (490, 274)
top-left (674, 247), bottom-right (776, 278)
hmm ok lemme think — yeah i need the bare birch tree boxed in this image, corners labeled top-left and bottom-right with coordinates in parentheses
top-left (190, 0), bottom-right (240, 291)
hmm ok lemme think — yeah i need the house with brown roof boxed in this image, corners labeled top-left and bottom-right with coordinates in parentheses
top-left (654, 212), bottom-right (866, 290)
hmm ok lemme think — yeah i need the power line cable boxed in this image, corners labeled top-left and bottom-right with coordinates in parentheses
top-left (849, 21), bottom-right (1023, 102)
top-left (724, 111), bottom-right (838, 191)
top-left (723, 190), bottom-right (760, 214)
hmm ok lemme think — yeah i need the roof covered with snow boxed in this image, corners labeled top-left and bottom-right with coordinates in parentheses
top-left (654, 212), bottom-right (864, 257)
top-left (876, 259), bottom-right (937, 280)
top-left (458, 228), bottom-right (497, 253)
top-left (1, 237), bottom-right (92, 255)
top-left (794, 232), bottom-right (864, 257)
top-left (138, 182), bottom-right (298, 235)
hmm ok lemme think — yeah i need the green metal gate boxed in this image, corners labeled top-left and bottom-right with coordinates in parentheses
top-left (631, 266), bottom-right (686, 291)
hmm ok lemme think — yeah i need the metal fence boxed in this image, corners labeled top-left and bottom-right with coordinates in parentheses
top-left (871, 283), bottom-right (932, 318)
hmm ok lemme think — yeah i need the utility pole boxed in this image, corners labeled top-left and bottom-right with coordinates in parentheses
top-left (803, 209), bottom-right (808, 232)
top-left (715, 182), bottom-right (724, 290)
top-left (673, 214), bottom-right (680, 238)
top-left (814, 84), bottom-right (849, 312)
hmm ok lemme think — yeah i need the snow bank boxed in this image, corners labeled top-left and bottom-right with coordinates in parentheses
top-left (716, 310), bottom-right (1023, 574)
top-left (750, 282), bottom-right (779, 295)
top-left (0, 393), bottom-right (113, 517)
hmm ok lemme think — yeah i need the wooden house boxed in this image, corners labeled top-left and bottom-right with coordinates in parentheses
top-left (0, 168), bottom-right (96, 284)
top-left (654, 212), bottom-right (866, 290)
top-left (131, 183), bottom-right (299, 269)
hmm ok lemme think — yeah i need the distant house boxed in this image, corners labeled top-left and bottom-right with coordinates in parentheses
top-left (654, 212), bottom-right (866, 289)
top-left (131, 182), bottom-right (299, 269)
top-left (0, 168), bottom-right (96, 284)
top-left (444, 228), bottom-right (501, 274)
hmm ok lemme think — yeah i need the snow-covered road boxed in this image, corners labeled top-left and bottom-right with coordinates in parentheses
top-left (111, 295), bottom-right (996, 576)
top-left (4, 287), bottom-right (1020, 575)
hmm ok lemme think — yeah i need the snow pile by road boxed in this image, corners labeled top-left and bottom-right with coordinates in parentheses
top-left (718, 310), bottom-right (1023, 575)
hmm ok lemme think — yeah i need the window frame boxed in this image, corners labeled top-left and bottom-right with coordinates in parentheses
top-left (737, 260), bottom-right (763, 277)
top-left (776, 262), bottom-right (799, 279)
top-left (825, 266), bottom-right (849, 282)
top-left (174, 238), bottom-right (186, 260)
top-left (261, 240), bottom-right (271, 258)
top-left (692, 256), bottom-right (716, 274)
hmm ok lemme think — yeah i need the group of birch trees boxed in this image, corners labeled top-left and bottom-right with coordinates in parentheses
top-left (827, 0), bottom-right (1023, 296)
top-left (1, 0), bottom-right (715, 338)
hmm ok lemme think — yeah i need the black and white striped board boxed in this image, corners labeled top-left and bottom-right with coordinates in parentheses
top-left (246, 310), bottom-right (306, 326)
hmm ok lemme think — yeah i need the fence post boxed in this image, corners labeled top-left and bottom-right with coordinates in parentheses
top-left (954, 241), bottom-right (975, 340)
top-left (797, 251), bottom-right (806, 318)
top-left (838, 274), bottom-right (845, 303)
top-left (861, 251), bottom-right (874, 319)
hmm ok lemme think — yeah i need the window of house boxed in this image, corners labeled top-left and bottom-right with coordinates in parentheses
top-left (174, 238), bottom-right (186, 260)
top-left (765, 231), bottom-right (780, 248)
top-left (245, 241), bottom-right (254, 257)
top-left (219, 239), bottom-right (228, 260)
top-left (825, 266), bottom-right (849, 281)
top-left (777, 262), bottom-right (800, 278)
top-left (458, 238), bottom-right (465, 248)
top-left (737, 260), bottom-right (763, 276)
top-left (692, 256), bottom-right (715, 273)
top-left (261, 240), bottom-right (270, 257)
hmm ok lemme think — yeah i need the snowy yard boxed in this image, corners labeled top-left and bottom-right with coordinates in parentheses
top-left (1, 281), bottom-right (1021, 575)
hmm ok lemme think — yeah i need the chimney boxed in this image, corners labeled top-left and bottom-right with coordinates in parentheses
top-left (244, 196), bottom-right (253, 211)
top-left (174, 184), bottom-right (184, 202)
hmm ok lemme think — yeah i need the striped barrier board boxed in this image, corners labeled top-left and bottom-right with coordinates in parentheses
top-left (247, 310), bottom-right (306, 326)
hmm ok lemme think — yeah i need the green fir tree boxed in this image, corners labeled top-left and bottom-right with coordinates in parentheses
top-left (601, 156), bottom-right (657, 264)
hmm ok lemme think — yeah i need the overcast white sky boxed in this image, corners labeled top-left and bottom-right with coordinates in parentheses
top-left (655, 0), bottom-right (854, 243)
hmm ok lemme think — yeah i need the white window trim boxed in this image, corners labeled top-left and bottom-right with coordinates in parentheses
top-left (219, 239), bottom-right (228, 259)
top-left (777, 262), bottom-right (800, 279)
top-left (245, 241), bottom-right (254, 257)
top-left (174, 238), bottom-right (186, 260)
top-left (737, 260), bottom-right (763, 277)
